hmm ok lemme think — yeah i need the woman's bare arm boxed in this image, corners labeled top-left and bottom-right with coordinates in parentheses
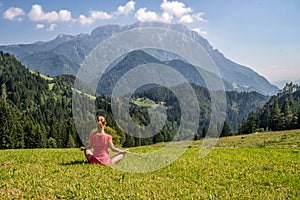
top-left (108, 139), bottom-right (129, 153)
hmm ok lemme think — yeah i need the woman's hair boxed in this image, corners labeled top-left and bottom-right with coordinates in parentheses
top-left (97, 116), bottom-right (107, 126)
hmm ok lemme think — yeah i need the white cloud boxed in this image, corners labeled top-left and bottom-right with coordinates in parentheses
top-left (27, 4), bottom-right (72, 23)
top-left (135, 8), bottom-right (160, 23)
top-left (58, 10), bottom-right (72, 22)
top-left (179, 14), bottom-right (193, 23)
top-left (78, 15), bottom-right (93, 25)
top-left (47, 23), bottom-right (57, 31)
top-left (116, 0), bottom-right (135, 15)
top-left (90, 11), bottom-right (112, 20)
top-left (78, 1), bottom-right (135, 25)
top-left (35, 23), bottom-right (45, 29)
top-left (3, 7), bottom-right (25, 21)
top-left (135, 0), bottom-right (206, 25)
top-left (79, 11), bottom-right (112, 25)
top-left (193, 12), bottom-right (206, 22)
top-left (135, 8), bottom-right (173, 23)
top-left (3, 0), bottom-right (207, 33)
top-left (161, 12), bottom-right (173, 23)
top-left (27, 5), bottom-right (42, 21)
top-left (79, 0), bottom-right (135, 25)
top-left (192, 27), bottom-right (207, 36)
top-left (160, 0), bottom-right (192, 18)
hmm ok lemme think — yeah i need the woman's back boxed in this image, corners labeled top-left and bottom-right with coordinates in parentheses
top-left (81, 116), bottom-right (129, 165)
top-left (89, 133), bottom-right (112, 165)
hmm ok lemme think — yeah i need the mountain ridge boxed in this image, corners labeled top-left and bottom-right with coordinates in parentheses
top-left (97, 49), bottom-right (235, 95)
top-left (0, 22), bottom-right (279, 95)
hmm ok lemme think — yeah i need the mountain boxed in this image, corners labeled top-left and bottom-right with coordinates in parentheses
top-left (0, 22), bottom-right (279, 95)
top-left (97, 50), bottom-right (235, 95)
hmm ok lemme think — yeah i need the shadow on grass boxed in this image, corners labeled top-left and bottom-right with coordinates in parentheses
top-left (61, 160), bottom-right (89, 166)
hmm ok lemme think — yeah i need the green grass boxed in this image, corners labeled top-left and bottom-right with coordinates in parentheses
top-left (132, 97), bottom-right (156, 107)
top-left (72, 88), bottom-right (96, 100)
top-left (215, 129), bottom-right (300, 148)
top-left (0, 130), bottom-right (299, 199)
top-left (48, 83), bottom-right (55, 90)
top-left (30, 70), bottom-right (54, 81)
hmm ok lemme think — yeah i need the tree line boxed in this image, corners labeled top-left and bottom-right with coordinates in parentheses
top-left (239, 82), bottom-right (300, 134)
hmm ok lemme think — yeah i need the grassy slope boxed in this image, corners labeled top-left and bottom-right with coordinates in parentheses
top-left (132, 98), bottom-right (156, 107)
top-left (0, 130), bottom-right (299, 199)
top-left (29, 70), bottom-right (54, 81)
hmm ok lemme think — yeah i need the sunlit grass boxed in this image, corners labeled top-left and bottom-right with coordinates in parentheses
top-left (0, 130), bottom-right (299, 199)
top-left (48, 83), bottom-right (55, 90)
top-left (30, 70), bottom-right (54, 81)
top-left (214, 129), bottom-right (300, 148)
top-left (132, 97), bottom-right (156, 107)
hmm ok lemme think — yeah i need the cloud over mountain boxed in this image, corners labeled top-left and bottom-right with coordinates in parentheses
top-left (116, 0), bottom-right (136, 15)
top-left (2, 0), bottom-right (206, 33)
top-left (79, 11), bottom-right (113, 25)
top-left (27, 4), bottom-right (72, 23)
top-left (3, 7), bottom-right (25, 21)
top-left (134, 0), bottom-right (205, 25)
top-left (160, 0), bottom-right (192, 18)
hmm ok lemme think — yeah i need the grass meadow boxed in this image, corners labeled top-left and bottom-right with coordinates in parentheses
top-left (0, 130), bottom-right (299, 199)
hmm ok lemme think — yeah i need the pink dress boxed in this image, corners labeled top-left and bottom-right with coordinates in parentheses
top-left (89, 133), bottom-right (113, 165)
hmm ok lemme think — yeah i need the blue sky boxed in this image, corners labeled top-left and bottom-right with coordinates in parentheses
top-left (1, 0), bottom-right (299, 85)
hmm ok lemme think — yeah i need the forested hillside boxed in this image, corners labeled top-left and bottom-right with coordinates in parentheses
top-left (240, 82), bottom-right (300, 134)
top-left (130, 84), bottom-right (269, 139)
top-left (0, 51), bottom-right (78, 149)
top-left (0, 51), bottom-right (272, 149)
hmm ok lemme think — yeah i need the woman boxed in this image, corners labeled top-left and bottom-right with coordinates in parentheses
top-left (80, 116), bottom-right (129, 165)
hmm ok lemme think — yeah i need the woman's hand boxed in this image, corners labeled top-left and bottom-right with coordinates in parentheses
top-left (80, 146), bottom-right (86, 151)
top-left (121, 149), bottom-right (130, 154)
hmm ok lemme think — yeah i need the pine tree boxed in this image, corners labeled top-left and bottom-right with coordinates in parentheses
top-left (33, 125), bottom-right (44, 148)
top-left (258, 106), bottom-right (270, 130)
top-left (221, 121), bottom-right (232, 137)
top-left (153, 132), bottom-right (164, 143)
top-left (47, 137), bottom-right (57, 148)
top-left (23, 118), bottom-right (35, 148)
top-left (238, 118), bottom-right (247, 134)
top-left (66, 133), bottom-right (76, 148)
top-left (0, 84), bottom-right (13, 149)
top-left (282, 99), bottom-right (293, 130)
top-left (202, 127), bottom-right (207, 138)
top-left (297, 112), bottom-right (300, 129)
top-left (245, 111), bottom-right (259, 133)
top-left (0, 84), bottom-right (24, 149)
top-left (12, 113), bottom-right (24, 149)
top-left (123, 133), bottom-right (135, 147)
top-left (269, 99), bottom-right (282, 131)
